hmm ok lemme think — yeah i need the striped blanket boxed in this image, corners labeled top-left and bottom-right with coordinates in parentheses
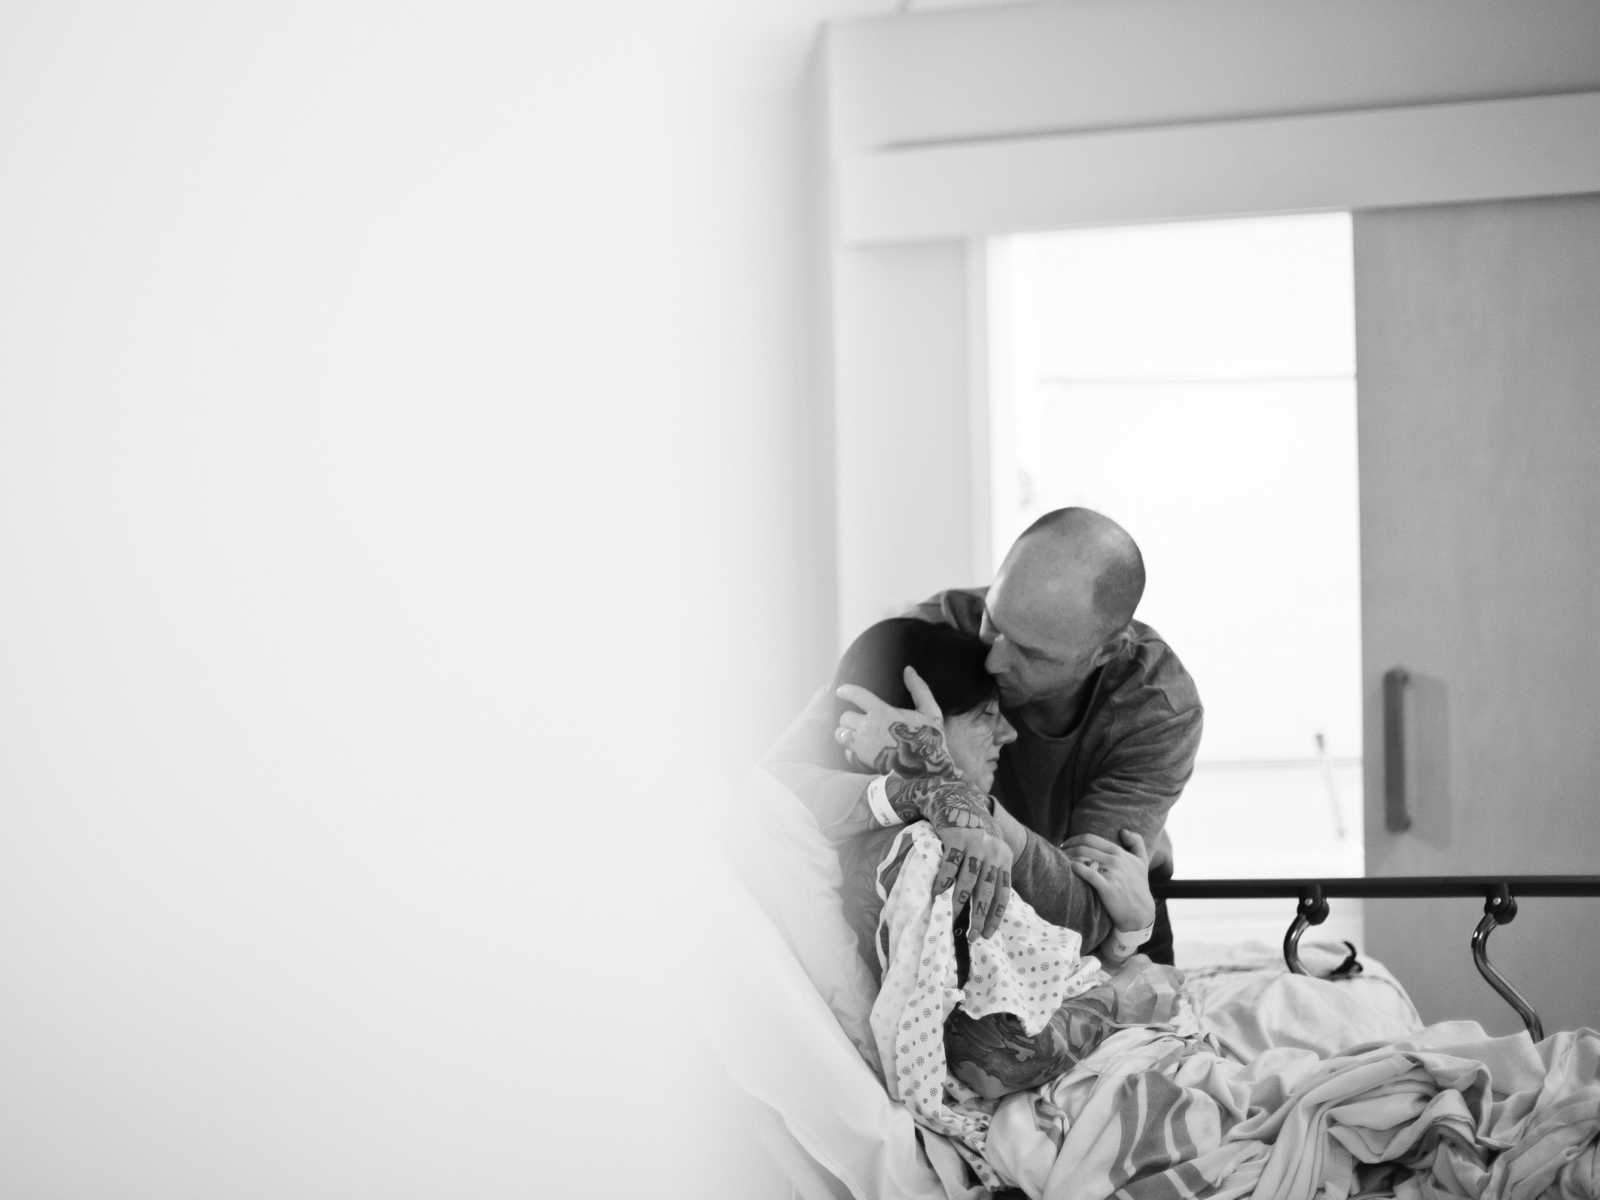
top-left (984, 1021), bottom-right (1600, 1199)
top-left (870, 829), bottom-right (1600, 1199)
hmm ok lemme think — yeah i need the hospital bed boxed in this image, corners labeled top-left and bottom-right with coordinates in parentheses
top-left (716, 769), bottom-right (1600, 1199)
top-left (1162, 874), bottom-right (1600, 1043)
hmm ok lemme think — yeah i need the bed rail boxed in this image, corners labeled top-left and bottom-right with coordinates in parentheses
top-left (1152, 876), bottom-right (1600, 1041)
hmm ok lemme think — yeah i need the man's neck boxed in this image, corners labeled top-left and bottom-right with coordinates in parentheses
top-left (1015, 683), bottom-right (1091, 740)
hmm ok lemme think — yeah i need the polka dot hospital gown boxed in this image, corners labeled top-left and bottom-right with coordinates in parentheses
top-left (868, 824), bottom-right (1108, 1182)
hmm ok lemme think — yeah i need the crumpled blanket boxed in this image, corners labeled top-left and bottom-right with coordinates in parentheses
top-left (984, 1018), bottom-right (1600, 1199)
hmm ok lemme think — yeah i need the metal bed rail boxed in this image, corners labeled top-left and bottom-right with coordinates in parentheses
top-left (1152, 876), bottom-right (1600, 1041)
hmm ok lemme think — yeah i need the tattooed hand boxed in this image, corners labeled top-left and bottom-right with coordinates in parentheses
top-left (888, 776), bottom-right (1014, 939)
top-left (834, 667), bottom-right (957, 779)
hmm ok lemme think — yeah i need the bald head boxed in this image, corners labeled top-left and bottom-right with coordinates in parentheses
top-left (1012, 507), bottom-right (1145, 638)
top-left (981, 508), bottom-right (1145, 710)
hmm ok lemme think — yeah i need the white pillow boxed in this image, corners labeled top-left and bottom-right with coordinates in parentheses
top-left (722, 767), bottom-right (880, 1065)
top-left (710, 769), bottom-right (983, 1200)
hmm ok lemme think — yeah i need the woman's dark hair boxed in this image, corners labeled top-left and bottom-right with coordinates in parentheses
top-left (831, 618), bottom-right (997, 732)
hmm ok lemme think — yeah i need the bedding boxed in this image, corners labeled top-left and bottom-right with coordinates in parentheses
top-left (982, 1022), bottom-right (1600, 1199)
top-left (1179, 951), bottom-right (1423, 1064)
top-left (870, 824), bottom-right (1600, 1199)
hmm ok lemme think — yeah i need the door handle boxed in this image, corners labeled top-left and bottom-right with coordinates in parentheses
top-left (1383, 667), bottom-right (1412, 833)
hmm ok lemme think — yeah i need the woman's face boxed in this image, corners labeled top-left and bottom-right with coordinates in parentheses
top-left (943, 697), bottom-right (1017, 793)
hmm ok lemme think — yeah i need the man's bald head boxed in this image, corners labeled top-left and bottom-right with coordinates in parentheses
top-left (981, 508), bottom-right (1146, 710)
top-left (1012, 507), bottom-right (1145, 638)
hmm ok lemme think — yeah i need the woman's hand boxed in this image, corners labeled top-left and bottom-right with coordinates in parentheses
top-left (1064, 830), bottom-right (1156, 933)
top-left (836, 669), bottom-right (1011, 936)
top-left (834, 666), bottom-right (957, 779)
top-left (886, 776), bottom-right (1013, 939)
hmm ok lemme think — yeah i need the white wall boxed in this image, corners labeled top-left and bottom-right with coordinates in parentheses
top-left (831, 242), bottom-right (979, 641)
top-left (0, 3), bottom-right (880, 1195)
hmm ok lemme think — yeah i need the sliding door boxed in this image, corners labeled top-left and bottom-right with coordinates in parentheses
top-left (1356, 194), bottom-right (1600, 1034)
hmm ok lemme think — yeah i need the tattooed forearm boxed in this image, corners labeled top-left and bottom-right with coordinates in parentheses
top-left (886, 776), bottom-right (995, 831)
top-left (884, 772), bottom-right (924, 822)
top-left (864, 720), bottom-right (958, 780)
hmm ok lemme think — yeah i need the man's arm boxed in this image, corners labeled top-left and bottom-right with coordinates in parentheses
top-left (1066, 708), bottom-right (1204, 874)
top-left (988, 700), bottom-right (1201, 957)
top-left (997, 809), bottom-right (1115, 948)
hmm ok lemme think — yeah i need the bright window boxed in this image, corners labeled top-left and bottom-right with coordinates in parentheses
top-left (988, 214), bottom-right (1363, 952)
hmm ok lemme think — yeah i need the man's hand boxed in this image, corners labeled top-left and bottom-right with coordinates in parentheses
top-left (834, 667), bottom-right (957, 779)
top-left (892, 776), bottom-right (1013, 939)
top-left (1064, 830), bottom-right (1155, 933)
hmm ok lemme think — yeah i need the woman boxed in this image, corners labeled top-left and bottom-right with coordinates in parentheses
top-left (829, 617), bottom-right (1186, 1100)
top-left (830, 618), bottom-right (1156, 960)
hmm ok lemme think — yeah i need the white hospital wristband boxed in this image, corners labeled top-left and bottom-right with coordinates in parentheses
top-left (864, 775), bottom-right (903, 827)
top-left (1105, 922), bottom-right (1155, 960)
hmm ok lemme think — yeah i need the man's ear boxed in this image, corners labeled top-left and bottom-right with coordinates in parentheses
top-left (1090, 624), bottom-right (1131, 668)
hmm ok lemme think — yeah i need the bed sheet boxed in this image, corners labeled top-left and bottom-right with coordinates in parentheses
top-left (1179, 939), bottom-right (1424, 1062)
top-left (982, 1020), bottom-right (1600, 1199)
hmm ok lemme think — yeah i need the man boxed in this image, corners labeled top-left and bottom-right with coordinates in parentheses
top-left (766, 507), bottom-right (1202, 964)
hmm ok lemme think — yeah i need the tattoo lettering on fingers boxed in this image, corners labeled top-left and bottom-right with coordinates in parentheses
top-left (934, 849), bottom-right (964, 892)
top-left (955, 890), bottom-right (970, 910)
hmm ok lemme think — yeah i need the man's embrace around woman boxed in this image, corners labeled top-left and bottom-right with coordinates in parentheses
top-left (766, 505), bottom-right (1203, 966)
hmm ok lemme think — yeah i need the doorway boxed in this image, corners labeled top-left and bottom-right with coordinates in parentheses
top-left (985, 213), bottom-right (1364, 954)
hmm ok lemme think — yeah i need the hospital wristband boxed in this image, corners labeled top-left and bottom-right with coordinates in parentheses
top-left (1103, 921), bottom-right (1155, 960)
top-left (864, 775), bottom-right (903, 827)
